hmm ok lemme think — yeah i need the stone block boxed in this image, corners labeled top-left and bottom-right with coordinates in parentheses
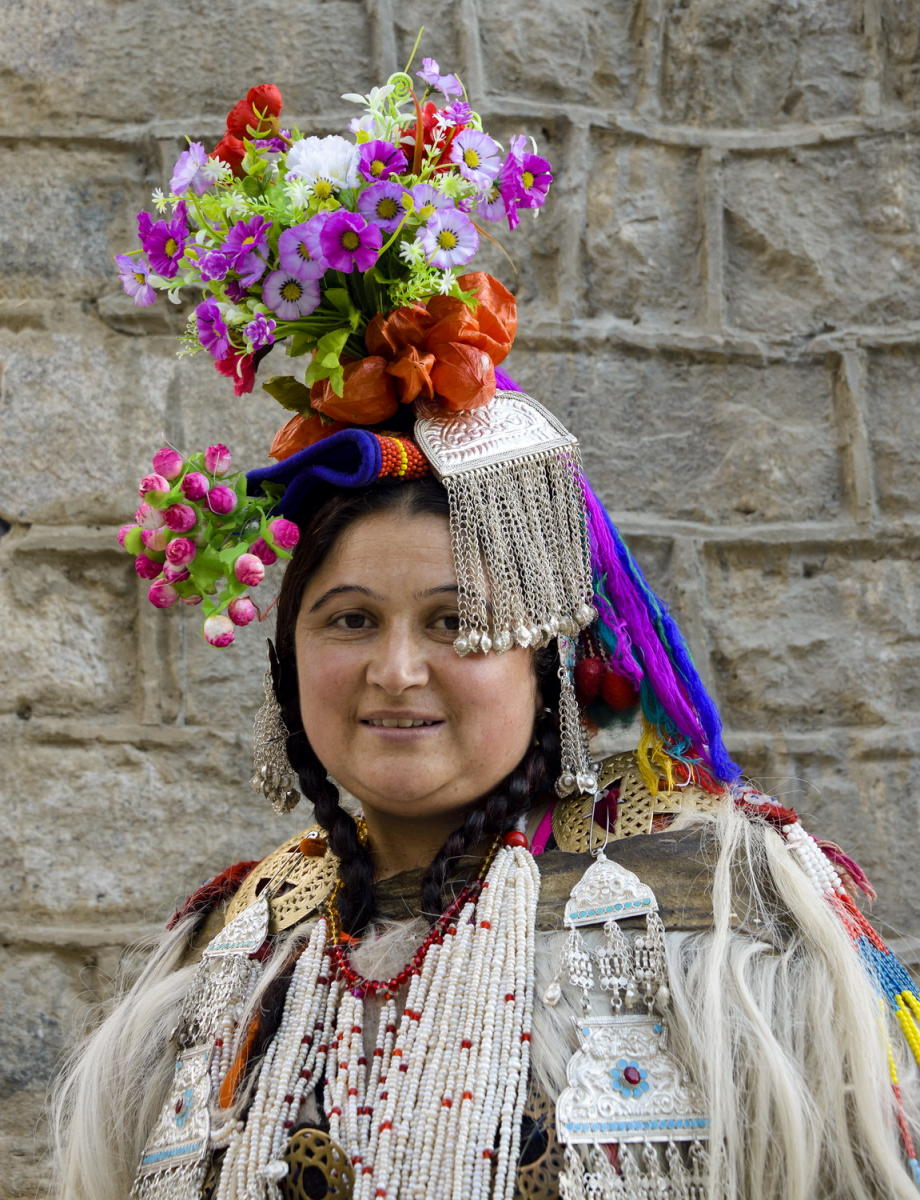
top-left (704, 543), bottom-right (920, 732)
top-left (181, 604), bottom-right (279, 731)
top-left (0, 547), bottom-right (137, 719)
top-left (660, 0), bottom-right (867, 125)
top-left (879, 0), bottom-right (920, 109)
top-left (776, 732), bottom-right (920, 934)
top-left (583, 137), bottom-right (703, 324)
top-left (0, 732), bottom-right (308, 924)
top-left (866, 348), bottom-right (920, 520)
top-left (0, 947), bottom-right (91, 1141)
top-left (477, 0), bottom-right (640, 107)
top-left (507, 348), bottom-right (840, 524)
top-left (0, 143), bottom-right (153, 303)
top-left (0, 321), bottom-right (175, 526)
top-left (3, 0), bottom-right (372, 134)
top-left (723, 139), bottom-right (920, 336)
top-left (394, 3), bottom-right (464, 78)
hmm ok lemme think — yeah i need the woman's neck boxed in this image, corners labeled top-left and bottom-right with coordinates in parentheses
top-left (361, 806), bottom-right (475, 880)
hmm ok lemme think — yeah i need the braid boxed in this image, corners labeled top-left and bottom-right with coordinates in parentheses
top-left (419, 705), bottom-right (560, 920)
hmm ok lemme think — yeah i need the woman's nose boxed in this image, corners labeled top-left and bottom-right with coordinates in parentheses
top-left (365, 626), bottom-right (429, 694)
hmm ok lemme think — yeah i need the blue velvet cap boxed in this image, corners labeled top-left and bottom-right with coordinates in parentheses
top-left (246, 428), bottom-right (384, 521)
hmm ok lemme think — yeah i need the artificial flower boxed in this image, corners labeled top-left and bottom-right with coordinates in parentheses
top-left (416, 57), bottom-right (463, 98)
top-left (170, 142), bottom-right (211, 196)
top-left (268, 412), bottom-right (347, 461)
top-left (195, 300), bottom-right (231, 360)
top-left (418, 208), bottom-right (478, 269)
top-left (250, 537), bottom-right (278, 565)
top-left (138, 473), bottom-right (170, 499)
top-left (224, 278), bottom-right (250, 303)
top-left (285, 135), bottom-right (361, 198)
top-left (319, 211), bottom-right (382, 273)
top-left (244, 314), bottom-right (277, 350)
top-left (206, 486), bottom-right (237, 515)
top-left (226, 84), bottom-right (283, 139)
top-left (310, 357), bottom-right (398, 424)
top-left (268, 518), bottom-right (301, 549)
top-left (136, 204), bottom-right (188, 278)
top-left (165, 537), bottom-right (197, 567)
top-left (223, 216), bottom-right (271, 287)
top-left (141, 527), bottom-right (170, 551)
top-left (198, 250), bottom-right (230, 282)
top-left (277, 223), bottom-right (328, 278)
top-left (163, 503), bottom-right (197, 532)
top-left (134, 553), bottom-right (163, 580)
top-left (210, 133), bottom-right (246, 176)
top-left (439, 100), bottom-right (472, 127)
top-left (180, 472), bottom-right (209, 500)
top-left (450, 129), bottom-right (501, 188)
top-left (204, 444), bottom-right (232, 475)
top-left (203, 614), bottom-right (235, 647)
top-left (358, 139), bottom-right (408, 181)
top-left (234, 553), bottom-right (265, 586)
top-left (148, 579), bottom-right (179, 608)
top-left (115, 254), bottom-right (156, 306)
top-left (263, 268), bottom-right (322, 320)
top-left (214, 348), bottom-right (256, 395)
top-left (409, 183), bottom-right (452, 222)
top-left (162, 563), bottom-right (190, 583)
top-left (228, 596), bottom-right (257, 626)
top-left (497, 135), bottom-right (553, 229)
top-left (152, 447), bottom-right (183, 479)
top-left (358, 181), bottom-right (410, 233)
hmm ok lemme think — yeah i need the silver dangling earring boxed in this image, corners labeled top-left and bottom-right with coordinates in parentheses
top-left (250, 669), bottom-right (301, 814)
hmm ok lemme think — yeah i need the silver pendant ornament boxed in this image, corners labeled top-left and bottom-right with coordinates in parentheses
top-left (552, 849), bottom-right (710, 1199)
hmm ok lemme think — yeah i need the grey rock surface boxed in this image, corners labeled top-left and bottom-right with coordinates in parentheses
top-left (2, 2), bottom-right (919, 1194)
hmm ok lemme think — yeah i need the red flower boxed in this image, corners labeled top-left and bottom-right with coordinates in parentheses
top-left (214, 349), bottom-right (256, 396)
top-left (226, 84), bottom-right (283, 139)
top-left (210, 133), bottom-right (246, 177)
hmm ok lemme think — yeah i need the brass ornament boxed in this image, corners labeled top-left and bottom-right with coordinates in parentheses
top-left (279, 1127), bottom-right (355, 1200)
top-left (223, 827), bottom-right (338, 934)
top-left (552, 751), bottom-right (720, 853)
top-left (515, 1079), bottom-right (565, 1200)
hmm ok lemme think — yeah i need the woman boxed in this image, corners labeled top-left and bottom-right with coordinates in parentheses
top-left (53, 62), bottom-right (920, 1200)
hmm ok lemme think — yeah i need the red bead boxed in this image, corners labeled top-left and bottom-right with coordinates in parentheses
top-left (502, 830), bottom-right (529, 848)
top-left (174, 1098), bottom-right (184, 1114)
top-left (283, 1120), bottom-right (293, 1129)
top-left (504, 993), bottom-right (515, 1002)
top-left (461, 1039), bottom-right (472, 1049)
top-left (480, 920), bottom-right (491, 929)
top-left (623, 1066), bottom-right (642, 1085)
top-left (463, 1090), bottom-right (474, 1100)
top-left (442, 1097), bottom-right (453, 1108)
top-left (520, 1032), bottom-right (531, 1042)
top-left (283, 1094), bottom-right (294, 1104)
top-left (600, 670), bottom-right (639, 711)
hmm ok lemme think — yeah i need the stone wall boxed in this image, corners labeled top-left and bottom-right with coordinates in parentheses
top-left (2, 0), bottom-right (919, 1193)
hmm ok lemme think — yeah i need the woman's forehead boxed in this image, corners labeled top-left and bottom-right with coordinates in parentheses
top-left (305, 509), bottom-right (456, 596)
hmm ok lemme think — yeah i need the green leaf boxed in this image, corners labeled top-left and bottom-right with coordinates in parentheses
top-left (324, 287), bottom-right (356, 317)
top-left (241, 175), bottom-right (262, 197)
top-left (261, 374), bottom-right (312, 412)
top-left (305, 326), bottom-right (351, 396)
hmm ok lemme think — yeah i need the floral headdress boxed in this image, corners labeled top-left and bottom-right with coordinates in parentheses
top-left (116, 55), bottom-right (741, 799)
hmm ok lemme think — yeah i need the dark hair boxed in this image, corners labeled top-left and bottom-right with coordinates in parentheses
top-left (273, 476), bottom-right (561, 934)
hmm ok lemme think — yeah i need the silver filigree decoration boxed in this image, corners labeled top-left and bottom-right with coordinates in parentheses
top-left (251, 670), bottom-right (300, 814)
top-left (564, 851), bottom-right (659, 928)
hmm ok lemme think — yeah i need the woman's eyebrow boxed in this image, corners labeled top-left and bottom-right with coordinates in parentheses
top-left (415, 584), bottom-right (458, 599)
top-left (308, 584), bottom-right (379, 612)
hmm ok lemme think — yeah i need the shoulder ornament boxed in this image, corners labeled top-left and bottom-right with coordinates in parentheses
top-left (223, 826), bottom-right (337, 934)
top-left (552, 750), bottom-right (722, 853)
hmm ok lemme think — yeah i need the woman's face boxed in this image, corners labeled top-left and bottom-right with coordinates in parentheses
top-left (295, 508), bottom-right (540, 823)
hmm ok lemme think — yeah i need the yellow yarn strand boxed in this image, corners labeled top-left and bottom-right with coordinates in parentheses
top-left (895, 993), bottom-right (920, 1069)
top-left (636, 718), bottom-right (674, 797)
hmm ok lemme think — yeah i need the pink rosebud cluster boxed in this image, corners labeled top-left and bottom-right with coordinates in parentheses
top-left (118, 443), bottom-right (301, 648)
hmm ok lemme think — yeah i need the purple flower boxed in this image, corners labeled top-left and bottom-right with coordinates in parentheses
top-left (136, 203), bottom-right (189, 278)
top-left (262, 269), bottom-right (321, 320)
top-left (277, 222), bottom-right (328, 278)
top-left (410, 183), bottom-right (452, 223)
top-left (358, 139), bottom-right (408, 182)
top-left (244, 314), bottom-right (277, 350)
top-left (198, 250), bottom-right (230, 282)
top-left (170, 141), bottom-right (211, 195)
top-left (165, 537), bottom-right (197, 567)
top-left (195, 300), bottom-right (231, 360)
top-left (319, 211), bottom-right (381, 274)
top-left (450, 130), bottom-right (501, 188)
top-left (416, 57), bottom-right (463, 98)
top-left (224, 277), bottom-right (250, 303)
top-left (223, 216), bottom-right (271, 287)
top-left (115, 254), bottom-right (156, 306)
top-left (358, 181), bottom-right (410, 233)
top-left (497, 135), bottom-right (553, 229)
top-left (440, 100), bottom-right (472, 127)
top-left (148, 579), bottom-right (179, 608)
top-left (134, 553), bottom-right (163, 581)
top-left (203, 614), bottom-right (235, 647)
top-left (253, 136), bottom-right (287, 153)
top-left (475, 182), bottom-right (506, 224)
top-left (418, 209), bottom-right (479, 269)
top-left (250, 537), bottom-right (278, 565)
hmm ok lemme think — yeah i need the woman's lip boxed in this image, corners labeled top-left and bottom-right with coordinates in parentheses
top-left (359, 718), bottom-right (444, 736)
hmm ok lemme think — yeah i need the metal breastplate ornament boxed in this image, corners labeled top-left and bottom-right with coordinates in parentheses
top-left (549, 849), bottom-right (709, 1199)
top-left (131, 895), bottom-right (270, 1199)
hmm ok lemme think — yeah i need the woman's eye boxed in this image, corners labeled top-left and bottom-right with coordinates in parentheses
top-left (433, 612), bottom-right (461, 632)
top-left (333, 612), bottom-right (369, 630)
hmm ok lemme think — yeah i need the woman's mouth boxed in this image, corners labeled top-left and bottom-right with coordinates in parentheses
top-left (364, 718), bottom-right (441, 728)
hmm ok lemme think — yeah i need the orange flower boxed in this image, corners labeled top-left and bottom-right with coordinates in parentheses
top-left (429, 342), bottom-right (496, 411)
top-left (311, 358), bottom-right (399, 424)
top-left (269, 412), bottom-right (347, 461)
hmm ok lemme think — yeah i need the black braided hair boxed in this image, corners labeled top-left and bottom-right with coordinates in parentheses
top-left (271, 476), bottom-right (561, 934)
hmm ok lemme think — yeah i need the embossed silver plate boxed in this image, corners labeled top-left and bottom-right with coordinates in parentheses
top-left (203, 893), bottom-right (269, 957)
top-left (414, 391), bottom-right (577, 479)
top-left (136, 1045), bottom-right (212, 1175)
top-left (556, 1016), bottom-right (708, 1145)
top-left (564, 851), bottom-right (659, 928)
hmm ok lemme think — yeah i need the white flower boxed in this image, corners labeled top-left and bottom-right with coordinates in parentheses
top-left (151, 188), bottom-right (169, 213)
top-left (438, 270), bottom-right (456, 295)
top-left (284, 177), bottom-right (314, 208)
top-left (398, 239), bottom-right (426, 267)
top-left (341, 84), bottom-right (395, 110)
top-left (285, 135), bottom-right (360, 197)
top-left (202, 158), bottom-right (229, 184)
